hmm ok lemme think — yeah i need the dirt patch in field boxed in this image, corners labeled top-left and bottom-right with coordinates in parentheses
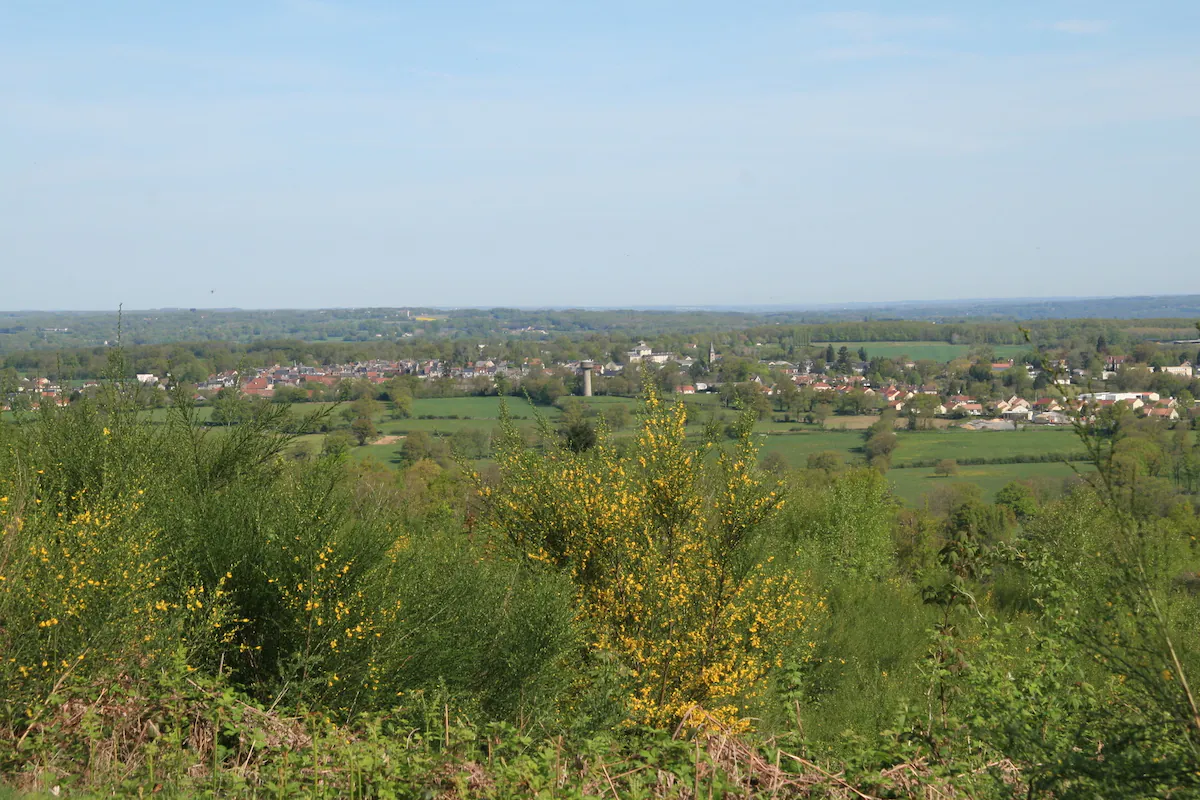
top-left (371, 435), bottom-right (405, 446)
top-left (817, 415), bottom-right (954, 431)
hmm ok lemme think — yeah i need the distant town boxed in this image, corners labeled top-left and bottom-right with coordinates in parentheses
top-left (5, 339), bottom-right (1194, 427)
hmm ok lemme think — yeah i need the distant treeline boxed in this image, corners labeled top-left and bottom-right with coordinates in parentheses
top-left (2, 316), bottom-right (1198, 384)
top-left (2, 306), bottom-right (1199, 356)
top-left (740, 319), bottom-right (1200, 348)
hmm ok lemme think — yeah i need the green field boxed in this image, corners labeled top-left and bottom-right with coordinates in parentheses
top-left (887, 461), bottom-right (1089, 505)
top-left (756, 426), bottom-right (1086, 468)
top-left (813, 341), bottom-right (1031, 362)
top-left (7, 393), bottom-right (1100, 507)
top-left (344, 400), bottom-right (1097, 509)
top-left (6, 405), bottom-right (221, 424)
top-left (410, 396), bottom-right (545, 418)
top-left (409, 395), bottom-right (644, 419)
top-left (222, 393), bottom-right (1131, 512)
top-left (267, 397), bottom-right (1098, 506)
top-left (756, 430), bottom-right (867, 465)
top-left (889, 427), bottom-right (1084, 465)
top-left (358, 395), bottom-right (649, 466)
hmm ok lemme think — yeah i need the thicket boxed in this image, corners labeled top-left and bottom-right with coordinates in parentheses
top-left (2, 360), bottom-right (1200, 797)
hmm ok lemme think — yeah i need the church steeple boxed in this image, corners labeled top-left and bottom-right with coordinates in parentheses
top-left (709, 341), bottom-right (717, 363)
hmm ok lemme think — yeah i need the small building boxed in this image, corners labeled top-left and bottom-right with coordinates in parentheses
top-left (1160, 362), bottom-right (1194, 378)
top-left (626, 341), bottom-right (676, 364)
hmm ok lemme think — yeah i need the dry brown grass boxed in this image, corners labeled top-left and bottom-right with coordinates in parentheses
top-left (3, 687), bottom-right (1021, 798)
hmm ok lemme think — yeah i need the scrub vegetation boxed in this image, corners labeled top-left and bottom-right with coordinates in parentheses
top-left (1, 348), bottom-right (1200, 798)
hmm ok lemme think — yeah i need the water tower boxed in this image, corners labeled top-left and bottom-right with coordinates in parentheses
top-left (580, 360), bottom-right (594, 397)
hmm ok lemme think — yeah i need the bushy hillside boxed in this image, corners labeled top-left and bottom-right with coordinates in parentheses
top-left (2, 372), bottom-right (1199, 797)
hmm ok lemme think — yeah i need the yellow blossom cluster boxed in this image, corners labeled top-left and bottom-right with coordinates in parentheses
top-left (272, 531), bottom-right (408, 706)
top-left (483, 387), bottom-right (809, 728)
top-left (0, 483), bottom-right (229, 703)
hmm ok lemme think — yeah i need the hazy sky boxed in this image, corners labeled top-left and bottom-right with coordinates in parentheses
top-left (3, 1), bottom-right (1199, 310)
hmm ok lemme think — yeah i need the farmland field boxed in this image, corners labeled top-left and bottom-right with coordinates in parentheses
top-left (756, 425), bottom-right (1087, 469)
top-left (888, 461), bottom-right (1088, 504)
top-left (354, 407), bottom-right (1095, 503)
top-left (812, 341), bottom-right (1031, 362)
top-left (410, 396), bottom-right (545, 418)
top-left (410, 395), bottom-right (642, 419)
top-left (889, 427), bottom-right (1085, 465)
top-left (360, 395), bottom-right (648, 465)
top-left (756, 430), bottom-right (868, 465)
top-left (752, 415), bottom-right (954, 433)
top-left (254, 396), bottom-right (1099, 506)
top-left (10, 393), bottom-right (1105, 507)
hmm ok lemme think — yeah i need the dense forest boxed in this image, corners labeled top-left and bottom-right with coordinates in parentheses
top-left (2, 348), bottom-right (1199, 797)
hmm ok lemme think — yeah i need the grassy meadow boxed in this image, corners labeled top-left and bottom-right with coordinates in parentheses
top-left (332, 395), bottom-right (1095, 506)
top-left (756, 425), bottom-right (1086, 466)
top-left (887, 460), bottom-right (1087, 504)
top-left (889, 427), bottom-right (1085, 464)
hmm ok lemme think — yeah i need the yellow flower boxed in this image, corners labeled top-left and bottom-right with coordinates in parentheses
top-left (480, 385), bottom-right (798, 728)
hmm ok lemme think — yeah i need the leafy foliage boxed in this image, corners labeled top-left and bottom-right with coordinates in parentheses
top-left (482, 387), bottom-right (810, 728)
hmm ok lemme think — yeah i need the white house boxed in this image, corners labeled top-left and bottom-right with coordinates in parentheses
top-left (1160, 362), bottom-right (1194, 378)
top-left (626, 341), bottom-right (675, 364)
top-left (626, 342), bottom-right (653, 361)
top-left (1078, 392), bottom-right (1160, 405)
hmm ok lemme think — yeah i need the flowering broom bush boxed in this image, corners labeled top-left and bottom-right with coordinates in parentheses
top-left (0, 445), bottom-right (231, 736)
top-left (482, 387), bottom-right (812, 728)
top-left (1, 381), bottom-right (579, 753)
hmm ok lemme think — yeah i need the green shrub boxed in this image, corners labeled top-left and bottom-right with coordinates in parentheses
top-left (0, 402), bottom-right (229, 750)
top-left (776, 577), bottom-right (934, 750)
top-left (779, 468), bottom-right (896, 578)
top-left (0, 382), bottom-right (580, 739)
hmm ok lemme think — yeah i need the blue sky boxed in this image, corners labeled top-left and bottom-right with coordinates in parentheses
top-left (2, 1), bottom-right (1199, 310)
